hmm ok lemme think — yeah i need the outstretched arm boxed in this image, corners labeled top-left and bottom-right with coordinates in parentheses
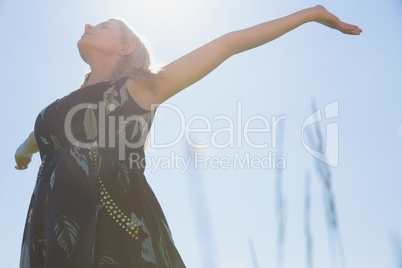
top-left (148, 5), bottom-right (361, 105)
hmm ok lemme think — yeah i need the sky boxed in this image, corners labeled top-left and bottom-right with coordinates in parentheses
top-left (1, 0), bottom-right (401, 267)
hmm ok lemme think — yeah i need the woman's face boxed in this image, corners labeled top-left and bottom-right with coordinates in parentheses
top-left (77, 19), bottom-right (123, 63)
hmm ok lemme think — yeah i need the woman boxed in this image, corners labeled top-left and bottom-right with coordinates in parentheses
top-left (15, 5), bottom-right (361, 268)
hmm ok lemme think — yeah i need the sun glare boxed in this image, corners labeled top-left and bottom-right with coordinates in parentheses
top-left (136, 0), bottom-right (189, 16)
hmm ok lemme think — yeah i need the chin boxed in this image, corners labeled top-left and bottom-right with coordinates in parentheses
top-left (77, 42), bottom-right (89, 64)
top-left (77, 37), bottom-right (86, 47)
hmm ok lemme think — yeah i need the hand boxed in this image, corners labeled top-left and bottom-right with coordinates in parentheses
top-left (15, 147), bottom-right (33, 170)
top-left (312, 5), bottom-right (362, 35)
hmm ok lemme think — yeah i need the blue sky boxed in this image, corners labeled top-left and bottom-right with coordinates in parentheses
top-left (1, 0), bottom-right (401, 267)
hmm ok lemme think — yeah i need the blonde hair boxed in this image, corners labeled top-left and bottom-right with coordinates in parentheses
top-left (79, 18), bottom-right (159, 150)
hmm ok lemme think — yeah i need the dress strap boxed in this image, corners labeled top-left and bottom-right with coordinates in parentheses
top-left (110, 75), bottom-right (129, 85)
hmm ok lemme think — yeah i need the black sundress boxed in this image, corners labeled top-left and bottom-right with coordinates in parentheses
top-left (19, 76), bottom-right (186, 268)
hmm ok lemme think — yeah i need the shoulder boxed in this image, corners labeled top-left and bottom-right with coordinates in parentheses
top-left (125, 77), bottom-right (160, 111)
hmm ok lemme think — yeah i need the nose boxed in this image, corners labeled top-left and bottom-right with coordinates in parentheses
top-left (85, 23), bottom-right (93, 33)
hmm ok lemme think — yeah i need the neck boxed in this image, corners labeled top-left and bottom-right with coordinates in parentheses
top-left (86, 55), bottom-right (120, 86)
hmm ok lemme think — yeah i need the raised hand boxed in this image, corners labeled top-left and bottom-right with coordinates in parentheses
top-left (15, 154), bottom-right (32, 170)
top-left (312, 5), bottom-right (362, 35)
top-left (15, 147), bottom-right (33, 170)
top-left (14, 131), bottom-right (39, 170)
